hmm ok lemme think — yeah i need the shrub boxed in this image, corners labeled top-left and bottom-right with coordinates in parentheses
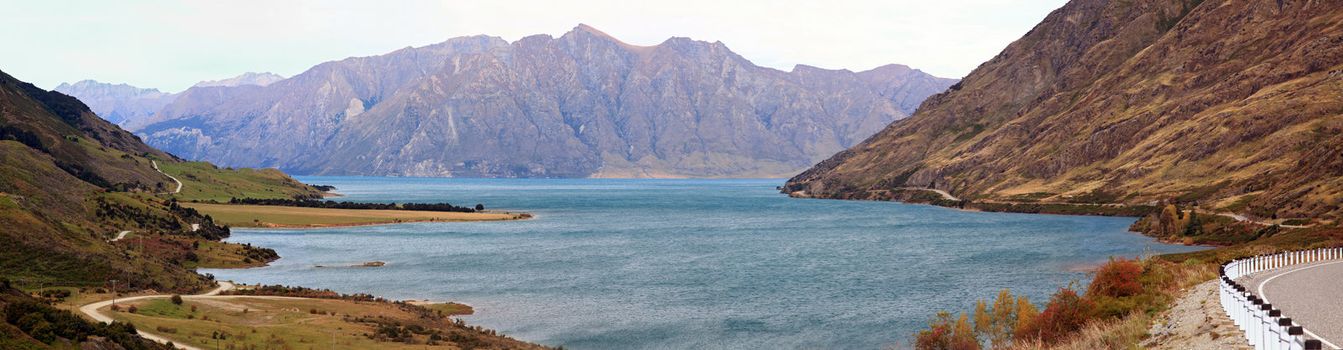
top-left (914, 311), bottom-right (980, 350)
top-left (171, 294), bottom-right (183, 305)
top-left (1088, 258), bottom-right (1143, 298)
top-left (1033, 287), bottom-right (1094, 344)
top-left (126, 305), bottom-right (138, 314)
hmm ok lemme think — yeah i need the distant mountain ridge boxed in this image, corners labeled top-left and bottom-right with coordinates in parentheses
top-left (53, 80), bottom-right (175, 126)
top-left (192, 72), bottom-right (285, 88)
top-left (126, 25), bottom-right (955, 178)
top-left (54, 72), bottom-right (284, 127)
top-left (785, 0), bottom-right (1343, 221)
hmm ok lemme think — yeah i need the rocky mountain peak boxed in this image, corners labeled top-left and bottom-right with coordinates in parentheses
top-left (127, 28), bottom-right (956, 178)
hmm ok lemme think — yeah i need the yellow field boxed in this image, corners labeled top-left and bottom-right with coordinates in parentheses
top-left (103, 297), bottom-right (527, 350)
top-left (183, 203), bottom-right (529, 228)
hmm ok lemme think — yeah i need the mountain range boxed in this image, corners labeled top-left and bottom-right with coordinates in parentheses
top-left (65, 25), bottom-right (955, 178)
top-left (785, 0), bottom-right (1343, 222)
top-left (53, 72), bottom-right (284, 127)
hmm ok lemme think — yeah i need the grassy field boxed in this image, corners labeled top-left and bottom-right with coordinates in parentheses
top-left (183, 202), bottom-right (529, 228)
top-left (187, 238), bottom-right (275, 269)
top-left (103, 296), bottom-right (535, 349)
top-left (157, 161), bottom-right (324, 202)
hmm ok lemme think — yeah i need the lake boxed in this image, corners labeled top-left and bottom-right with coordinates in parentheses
top-left (202, 177), bottom-right (1201, 349)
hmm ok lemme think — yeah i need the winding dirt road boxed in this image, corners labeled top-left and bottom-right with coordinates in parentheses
top-left (894, 187), bottom-right (961, 201)
top-left (152, 160), bottom-right (182, 194)
top-left (80, 282), bottom-right (234, 350)
top-left (79, 281), bottom-right (329, 350)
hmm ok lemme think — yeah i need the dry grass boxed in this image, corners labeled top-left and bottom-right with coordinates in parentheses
top-left (1011, 314), bottom-right (1150, 350)
top-left (183, 202), bottom-right (528, 228)
top-left (103, 297), bottom-right (543, 349)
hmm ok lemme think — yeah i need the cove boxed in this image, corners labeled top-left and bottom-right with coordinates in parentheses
top-left (203, 177), bottom-right (1201, 349)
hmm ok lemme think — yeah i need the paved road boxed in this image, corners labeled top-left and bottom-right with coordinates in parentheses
top-left (151, 160), bottom-right (182, 194)
top-left (1240, 260), bottom-right (1343, 349)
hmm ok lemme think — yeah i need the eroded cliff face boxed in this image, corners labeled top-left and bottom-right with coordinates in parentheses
top-left (133, 25), bottom-right (955, 178)
top-left (786, 0), bottom-right (1343, 221)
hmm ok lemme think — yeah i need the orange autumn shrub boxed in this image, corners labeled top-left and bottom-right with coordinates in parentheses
top-left (1032, 287), bottom-right (1094, 344)
top-left (914, 311), bottom-right (981, 350)
top-left (1087, 258), bottom-right (1143, 298)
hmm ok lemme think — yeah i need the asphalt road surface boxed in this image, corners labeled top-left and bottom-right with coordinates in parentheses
top-left (1240, 260), bottom-right (1343, 349)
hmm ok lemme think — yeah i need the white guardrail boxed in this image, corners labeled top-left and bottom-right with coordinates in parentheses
top-left (1221, 248), bottom-right (1343, 350)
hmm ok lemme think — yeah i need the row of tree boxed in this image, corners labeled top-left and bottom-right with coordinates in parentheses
top-left (227, 197), bottom-right (481, 213)
top-left (914, 257), bottom-right (1154, 349)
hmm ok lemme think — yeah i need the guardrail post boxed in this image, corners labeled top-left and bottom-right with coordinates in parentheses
top-left (1251, 298), bottom-right (1264, 347)
top-left (1240, 289), bottom-right (1253, 330)
top-left (1289, 326), bottom-right (1305, 350)
top-left (1264, 308), bottom-right (1280, 350)
top-left (1236, 289), bottom-right (1247, 327)
top-left (1304, 339), bottom-right (1321, 350)
top-left (1277, 317), bottom-right (1293, 350)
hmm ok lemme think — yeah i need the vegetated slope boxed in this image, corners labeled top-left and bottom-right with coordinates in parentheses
top-left (133, 24), bottom-right (956, 178)
top-left (0, 280), bottom-right (171, 350)
top-left (0, 69), bottom-right (316, 291)
top-left (0, 69), bottom-right (212, 290)
top-left (785, 0), bottom-right (1343, 222)
top-left (158, 161), bottom-right (323, 202)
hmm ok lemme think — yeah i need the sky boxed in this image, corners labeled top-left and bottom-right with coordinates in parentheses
top-left (2, 0), bottom-right (1068, 92)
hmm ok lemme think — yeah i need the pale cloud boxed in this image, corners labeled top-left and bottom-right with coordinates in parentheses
top-left (1, 0), bottom-right (1066, 92)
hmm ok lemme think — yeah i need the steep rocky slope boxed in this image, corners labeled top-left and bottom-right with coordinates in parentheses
top-left (55, 73), bottom-right (286, 127)
top-left (785, 0), bottom-right (1343, 222)
top-left (132, 25), bottom-right (956, 178)
top-left (53, 80), bottom-right (175, 126)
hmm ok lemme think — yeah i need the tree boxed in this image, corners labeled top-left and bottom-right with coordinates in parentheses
top-left (1184, 210), bottom-right (1202, 236)
top-left (1013, 296), bottom-right (1039, 342)
top-left (972, 299), bottom-right (991, 337)
top-left (475, 203), bottom-right (485, 211)
top-left (988, 289), bottom-right (1018, 348)
top-left (951, 312), bottom-right (980, 350)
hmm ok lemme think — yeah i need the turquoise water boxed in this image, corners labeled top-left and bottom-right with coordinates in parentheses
top-left (203, 177), bottom-right (1200, 349)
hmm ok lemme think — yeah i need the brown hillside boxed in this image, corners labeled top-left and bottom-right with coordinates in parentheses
top-left (785, 0), bottom-right (1343, 222)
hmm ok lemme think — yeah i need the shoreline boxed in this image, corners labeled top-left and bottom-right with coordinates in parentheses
top-left (786, 190), bottom-right (1229, 249)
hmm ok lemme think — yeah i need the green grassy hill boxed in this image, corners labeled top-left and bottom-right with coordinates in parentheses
top-left (159, 161), bottom-right (322, 202)
top-left (0, 69), bottom-right (322, 348)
